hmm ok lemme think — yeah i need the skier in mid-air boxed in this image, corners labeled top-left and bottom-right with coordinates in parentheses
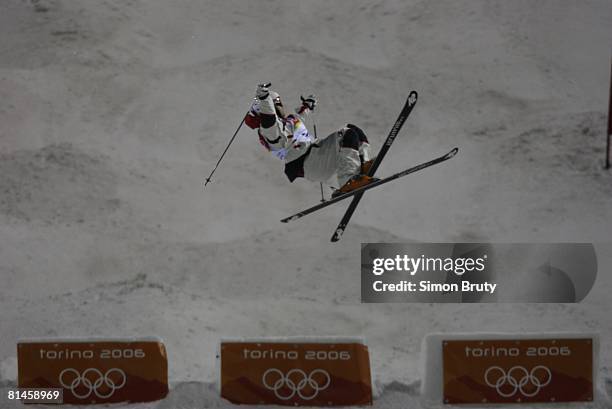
top-left (230, 86), bottom-right (454, 240)
top-left (244, 83), bottom-right (377, 196)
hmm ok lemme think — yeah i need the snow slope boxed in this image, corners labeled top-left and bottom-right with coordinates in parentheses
top-left (1, 0), bottom-right (611, 407)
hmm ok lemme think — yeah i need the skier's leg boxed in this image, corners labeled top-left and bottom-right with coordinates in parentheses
top-left (346, 124), bottom-right (374, 172)
top-left (303, 125), bottom-right (375, 188)
top-left (333, 126), bottom-right (377, 197)
top-left (302, 131), bottom-right (339, 183)
top-left (336, 127), bottom-right (363, 185)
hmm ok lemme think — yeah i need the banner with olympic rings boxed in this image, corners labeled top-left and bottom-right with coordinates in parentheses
top-left (219, 339), bottom-right (373, 406)
top-left (442, 338), bottom-right (594, 404)
top-left (17, 339), bottom-right (168, 404)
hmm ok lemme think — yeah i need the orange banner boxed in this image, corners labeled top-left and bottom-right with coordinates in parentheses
top-left (18, 339), bottom-right (168, 404)
top-left (443, 338), bottom-right (593, 404)
top-left (220, 341), bottom-right (373, 406)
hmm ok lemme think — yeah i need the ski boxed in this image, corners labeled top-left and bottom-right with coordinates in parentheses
top-left (331, 91), bottom-right (418, 242)
top-left (281, 148), bottom-right (458, 223)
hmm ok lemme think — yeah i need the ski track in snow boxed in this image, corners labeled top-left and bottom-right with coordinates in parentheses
top-left (1, 0), bottom-right (611, 407)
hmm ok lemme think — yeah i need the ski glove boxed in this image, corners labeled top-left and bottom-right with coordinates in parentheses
top-left (300, 94), bottom-right (317, 111)
top-left (255, 83), bottom-right (271, 100)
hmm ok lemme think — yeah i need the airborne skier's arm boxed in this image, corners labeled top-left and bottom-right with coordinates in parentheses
top-left (256, 86), bottom-right (288, 153)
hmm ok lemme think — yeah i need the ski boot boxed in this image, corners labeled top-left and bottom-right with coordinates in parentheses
top-left (361, 158), bottom-right (376, 175)
top-left (332, 174), bottom-right (379, 198)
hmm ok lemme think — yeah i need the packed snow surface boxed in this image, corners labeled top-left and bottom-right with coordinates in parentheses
top-left (1, 0), bottom-right (611, 407)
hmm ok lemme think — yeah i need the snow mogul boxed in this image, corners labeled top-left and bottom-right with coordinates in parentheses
top-left (244, 83), bottom-right (377, 197)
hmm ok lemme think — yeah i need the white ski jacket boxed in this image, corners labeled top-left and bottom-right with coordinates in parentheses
top-left (254, 94), bottom-right (315, 164)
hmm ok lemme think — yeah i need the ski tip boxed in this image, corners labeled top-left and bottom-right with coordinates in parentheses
top-left (281, 214), bottom-right (300, 223)
top-left (330, 228), bottom-right (344, 242)
top-left (407, 90), bottom-right (418, 106)
top-left (449, 147), bottom-right (459, 157)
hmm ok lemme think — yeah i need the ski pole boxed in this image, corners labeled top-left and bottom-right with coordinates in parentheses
top-left (311, 116), bottom-right (326, 202)
top-left (203, 116), bottom-right (245, 188)
top-left (204, 83), bottom-right (271, 188)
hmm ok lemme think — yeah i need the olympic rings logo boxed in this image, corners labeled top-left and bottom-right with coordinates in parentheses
top-left (59, 368), bottom-right (127, 399)
top-left (484, 365), bottom-right (552, 398)
top-left (262, 368), bottom-right (331, 401)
